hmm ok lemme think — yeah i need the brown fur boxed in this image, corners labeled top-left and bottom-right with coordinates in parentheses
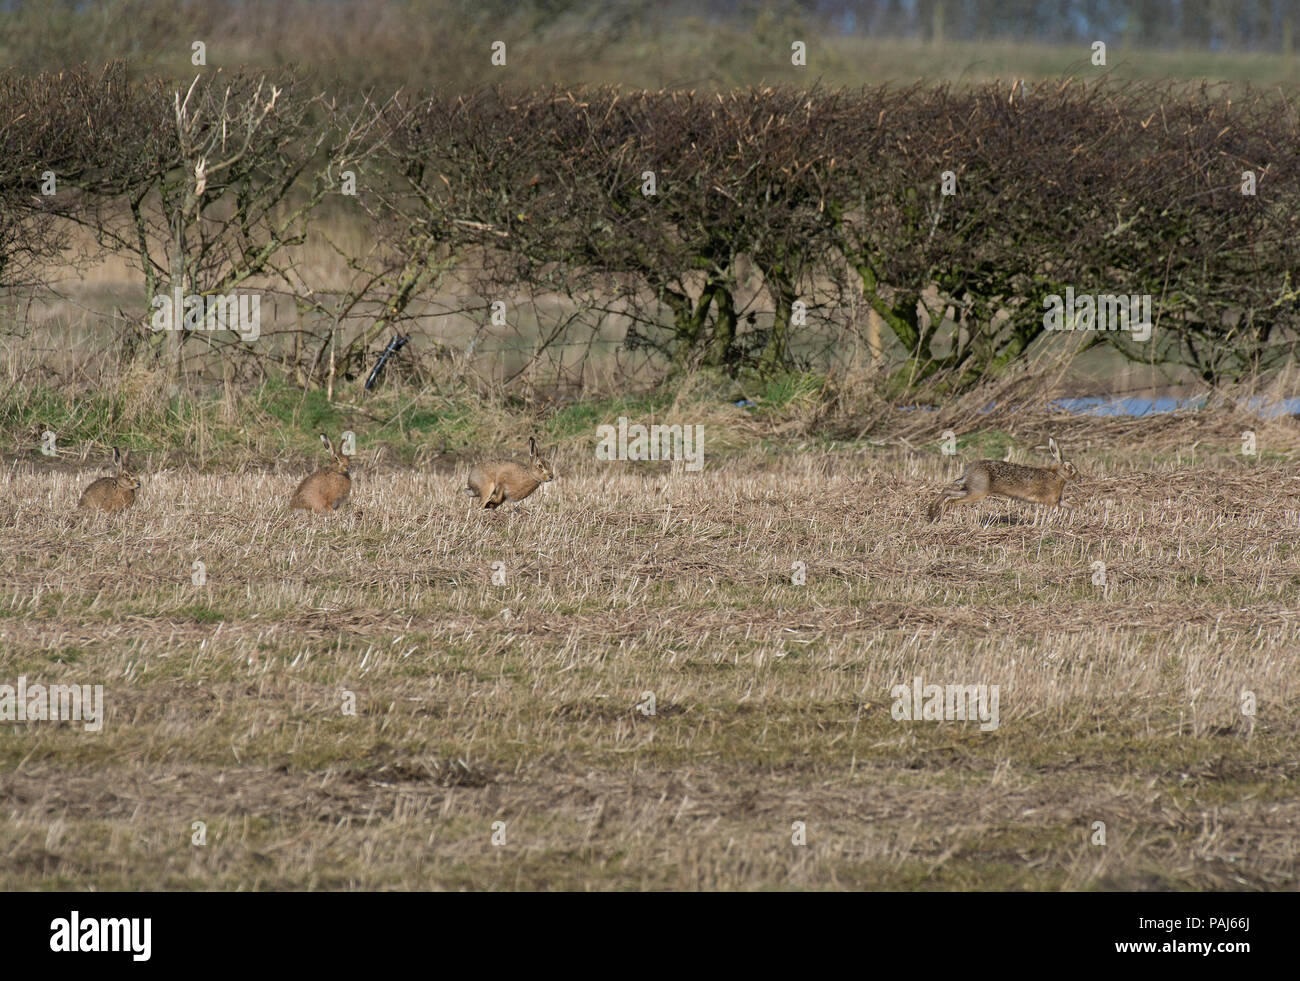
top-left (928, 438), bottom-right (1078, 522)
top-left (290, 434), bottom-right (352, 513)
top-left (465, 436), bottom-right (554, 509)
top-left (78, 447), bottom-right (140, 513)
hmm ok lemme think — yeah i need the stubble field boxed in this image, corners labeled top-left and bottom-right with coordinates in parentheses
top-left (1, 419), bottom-right (1298, 890)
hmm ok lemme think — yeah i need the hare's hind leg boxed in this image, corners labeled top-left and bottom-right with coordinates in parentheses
top-left (939, 485), bottom-right (987, 516)
top-left (469, 476), bottom-right (495, 508)
top-left (928, 486), bottom-right (977, 522)
top-left (926, 493), bottom-right (950, 522)
top-left (481, 483), bottom-right (505, 509)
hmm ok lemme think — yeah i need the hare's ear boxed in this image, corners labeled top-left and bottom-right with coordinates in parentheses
top-left (320, 433), bottom-right (333, 457)
top-left (1048, 437), bottom-right (1062, 462)
top-left (529, 436), bottom-right (537, 459)
top-left (112, 447), bottom-right (122, 470)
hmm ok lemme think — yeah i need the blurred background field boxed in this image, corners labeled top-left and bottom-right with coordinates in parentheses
top-left (6, 0), bottom-right (1300, 90)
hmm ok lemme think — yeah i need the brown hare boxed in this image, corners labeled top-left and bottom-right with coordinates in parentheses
top-left (78, 447), bottom-right (140, 513)
top-left (290, 433), bottom-right (352, 513)
top-left (465, 436), bottom-right (554, 509)
top-left (927, 438), bottom-right (1078, 522)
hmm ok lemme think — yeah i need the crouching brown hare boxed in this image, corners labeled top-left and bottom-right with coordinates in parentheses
top-left (78, 447), bottom-right (140, 513)
top-left (290, 433), bottom-right (352, 513)
top-left (927, 437), bottom-right (1078, 522)
top-left (465, 436), bottom-right (554, 509)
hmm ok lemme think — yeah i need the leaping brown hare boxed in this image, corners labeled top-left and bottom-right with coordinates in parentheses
top-left (78, 447), bottom-right (140, 513)
top-left (465, 436), bottom-right (554, 509)
top-left (927, 438), bottom-right (1078, 523)
top-left (290, 433), bottom-right (352, 513)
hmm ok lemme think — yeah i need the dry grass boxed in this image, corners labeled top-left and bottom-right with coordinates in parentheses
top-left (1, 421), bottom-right (1298, 890)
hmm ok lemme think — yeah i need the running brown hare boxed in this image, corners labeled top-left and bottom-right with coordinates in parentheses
top-left (927, 438), bottom-right (1078, 522)
top-left (465, 437), bottom-right (554, 510)
top-left (290, 434), bottom-right (352, 513)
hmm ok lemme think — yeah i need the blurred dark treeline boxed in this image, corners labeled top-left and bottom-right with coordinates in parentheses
top-left (790, 1), bottom-right (1296, 50)
top-left (2, 1), bottom-right (1296, 92)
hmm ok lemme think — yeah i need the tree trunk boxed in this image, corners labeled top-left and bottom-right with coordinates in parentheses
top-left (167, 211), bottom-right (186, 399)
top-left (759, 279), bottom-right (797, 375)
top-left (665, 283), bottom-right (717, 370)
top-left (703, 287), bottom-right (737, 369)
